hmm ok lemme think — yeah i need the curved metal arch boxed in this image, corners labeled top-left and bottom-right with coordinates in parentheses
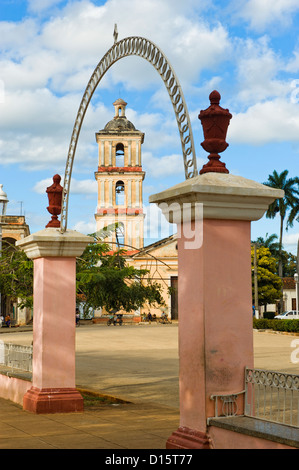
top-left (60, 35), bottom-right (197, 232)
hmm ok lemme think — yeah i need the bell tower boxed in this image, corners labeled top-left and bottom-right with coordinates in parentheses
top-left (95, 99), bottom-right (145, 249)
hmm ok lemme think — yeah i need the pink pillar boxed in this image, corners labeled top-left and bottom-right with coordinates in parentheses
top-left (149, 172), bottom-right (283, 448)
top-left (16, 228), bottom-right (92, 413)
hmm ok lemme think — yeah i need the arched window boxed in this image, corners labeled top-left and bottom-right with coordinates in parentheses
top-left (116, 222), bottom-right (125, 247)
top-left (115, 143), bottom-right (124, 167)
top-left (115, 180), bottom-right (125, 206)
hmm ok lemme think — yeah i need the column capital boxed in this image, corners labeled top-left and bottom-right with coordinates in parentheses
top-left (149, 173), bottom-right (284, 222)
top-left (16, 228), bottom-right (93, 259)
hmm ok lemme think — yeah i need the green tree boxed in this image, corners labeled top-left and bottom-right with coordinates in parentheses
top-left (76, 241), bottom-right (165, 314)
top-left (251, 245), bottom-right (282, 311)
top-left (253, 233), bottom-right (296, 277)
top-left (0, 231), bottom-right (165, 315)
top-left (263, 170), bottom-right (299, 277)
top-left (0, 241), bottom-right (33, 308)
top-left (255, 233), bottom-right (280, 258)
top-left (280, 251), bottom-right (297, 277)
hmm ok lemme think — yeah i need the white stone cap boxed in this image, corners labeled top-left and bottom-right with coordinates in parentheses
top-left (149, 173), bottom-right (284, 222)
top-left (16, 228), bottom-right (93, 259)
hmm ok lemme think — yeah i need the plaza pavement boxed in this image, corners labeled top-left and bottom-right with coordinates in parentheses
top-left (0, 322), bottom-right (298, 449)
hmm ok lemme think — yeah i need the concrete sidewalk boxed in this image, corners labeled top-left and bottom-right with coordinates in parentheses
top-left (0, 395), bottom-right (178, 449)
top-left (0, 324), bottom-right (298, 449)
top-left (0, 323), bottom-right (179, 449)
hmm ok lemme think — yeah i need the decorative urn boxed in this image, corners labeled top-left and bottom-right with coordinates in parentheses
top-left (198, 90), bottom-right (232, 174)
top-left (46, 174), bottom-right (63, 228)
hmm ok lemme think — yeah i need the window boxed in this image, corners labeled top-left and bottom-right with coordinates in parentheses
top-left (116, 222), bottom-right (125, 247)
top-left (115, 143), bottom-right (124, 166)
top-left (115, 180), bottom-right (125, 205)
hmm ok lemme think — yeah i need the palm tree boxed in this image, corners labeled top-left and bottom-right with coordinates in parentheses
top-left (264, 170), bottom-right (299, 277)
top-left (255, 233), bottom-right (280, 258)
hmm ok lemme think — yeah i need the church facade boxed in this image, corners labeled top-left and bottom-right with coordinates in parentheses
top-left (94, 99), bottom-right (178, 320)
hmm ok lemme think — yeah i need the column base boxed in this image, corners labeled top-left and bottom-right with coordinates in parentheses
top-left (23, 386), bottom-right (84, 414)
top-left (166, 426), bottom-right (211, 449)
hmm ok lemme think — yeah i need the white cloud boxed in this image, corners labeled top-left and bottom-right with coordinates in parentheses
top-left (142, 152), bottom-right (185, 178)
top-left (1, 0), bottom-right (299, 207)
top-left (283, 232), bottom-right (299, 255)
top-left (33, 177), bottom-right (97, 194)
top-left (28, 0), bottom-right (65, 14)
top-left (0, 0), bottom-right (233, 183)
top-left (234, 36), bottom-right (286, 104)
top-left (72, 218), bottom-right (97, 235)
top-left (236, 0), bottom-right (299, 31)
top-left (229, 99), bottom-right (299, 144)
top-left (0, 19), bottom-right (39, 54)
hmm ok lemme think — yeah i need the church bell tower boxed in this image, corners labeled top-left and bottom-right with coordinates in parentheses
top-left (95, 99), bottom-right (145, 249)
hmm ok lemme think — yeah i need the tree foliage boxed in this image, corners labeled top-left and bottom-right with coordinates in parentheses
top-left (0, 237), bottom-right (165, 315)
top-left (263, 169), bottom-right (299, 277)
top-left (0, 241), bottom-right (33, 308)
top-left (253, 233), bottom-right (297, 277)
top-left (76, 241), bottom-right (165, 314)
top-left (251, 245), bottom-right (282, 308)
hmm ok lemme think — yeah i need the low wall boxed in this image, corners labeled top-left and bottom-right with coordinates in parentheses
top-left (208, 417), bottom-right (299, 449)
top-left (0, 370), bottom-right (31, 406)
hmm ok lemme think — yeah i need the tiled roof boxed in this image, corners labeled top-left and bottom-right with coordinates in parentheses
top-left (283, 277), bottom-right (295, 289)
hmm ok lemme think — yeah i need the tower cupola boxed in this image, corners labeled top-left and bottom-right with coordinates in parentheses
top-left (94, 100), bottom-right (145, 249)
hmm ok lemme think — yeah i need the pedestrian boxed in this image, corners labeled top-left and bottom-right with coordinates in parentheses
top-left (5, 314), bottom-right (11, 328)
top-left (75, 308), bottom-right (80, 326)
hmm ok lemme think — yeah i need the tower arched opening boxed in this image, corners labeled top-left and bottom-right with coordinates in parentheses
top-left (115, 143), bottom-right (125, 167)
top-left (115, 180), bottom-right (125, 206)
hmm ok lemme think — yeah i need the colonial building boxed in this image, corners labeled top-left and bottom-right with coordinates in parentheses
top-left (94, 100), bottom-right (178, 320)
top-left (129, 234), bottom-right (179, 320)
top-left (0, 184), bottom-right (31, 325)
top-left (282, 277), bottom-right (297, 312)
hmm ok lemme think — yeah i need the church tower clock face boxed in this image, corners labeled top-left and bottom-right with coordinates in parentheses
top-left (95, 99), bottom-right (145, 250)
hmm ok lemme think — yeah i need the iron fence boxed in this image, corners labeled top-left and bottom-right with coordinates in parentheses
top-left (0, 341), bottom-right (33, 373)
top-left (209, 367), bottom-right (299, 428)
top-left (245, 367), bottom-right (299, 427)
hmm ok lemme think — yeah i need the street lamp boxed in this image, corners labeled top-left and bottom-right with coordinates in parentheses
top-left (0, 184), bottom-right (8, 217)
top-left (0, 184), bottom-right (8, 318)
top-left (294, 273), bottom-right (299, 317)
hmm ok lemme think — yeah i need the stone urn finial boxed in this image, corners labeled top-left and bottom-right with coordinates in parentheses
top-left (198, 90), bottom-right (232, 175)
top-left (46, 174), bottom-right (63, 228)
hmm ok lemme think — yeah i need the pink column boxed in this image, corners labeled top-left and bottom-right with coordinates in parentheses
top-left (149, 172), bottom-right (283, 448)
top-left (175, 218), bottom-right (253, 446)
top-left (16, 228), bottom-right (92, 413)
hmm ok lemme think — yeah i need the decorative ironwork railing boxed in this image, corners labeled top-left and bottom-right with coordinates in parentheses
top-left (209, 367), bottom-right (299, 428)
top-left (0, 342), bottom-right (32, 373)
top-left (245, 367), bottom-right (299, 427)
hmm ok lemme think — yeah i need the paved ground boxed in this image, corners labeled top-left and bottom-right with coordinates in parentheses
top-left (0, 322), bottom-right (298, 449)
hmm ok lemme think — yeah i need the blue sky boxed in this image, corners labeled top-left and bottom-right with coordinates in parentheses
top-left (0, 0), bottom-right (299, 254)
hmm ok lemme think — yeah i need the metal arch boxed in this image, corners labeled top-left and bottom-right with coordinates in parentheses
top-left (60, 35), bottom-right (197, 232)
